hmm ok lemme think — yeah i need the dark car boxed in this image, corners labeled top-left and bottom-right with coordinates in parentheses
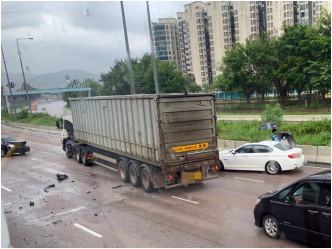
top-left (1, 136), bottom-right (30, 157)
top-left (254, 170), bottom-right (331, 247)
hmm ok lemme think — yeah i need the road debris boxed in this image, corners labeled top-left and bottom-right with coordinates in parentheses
top-left (86, 191), bottom-right (91, 194)
top-left (4, 211), bottom-right (12, 214)
top-left (41, 234), bottom-right (53, 237)
top-left (52, 220), bottom-right (62, 225)
top-left (56, 173), bottom-right (68, 182)
top-left (94, 213), bottom-right (98, 216)
top-left (29, 201), bottom-right (34, 206)
top-left (44, 184), bottom-right (55, 193)
top-left (112, 185), bottom-right (122, 189)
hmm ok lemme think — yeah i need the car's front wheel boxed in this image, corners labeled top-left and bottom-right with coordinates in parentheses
top-left (1, 147), bottom-right (6, 157)
top-left (265, 161), bottom-right (280, 175)
top-left (263, 215), bottom-right (280, 239)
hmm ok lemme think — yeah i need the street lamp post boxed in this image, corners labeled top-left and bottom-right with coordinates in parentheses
top-left (1, 45), bottom-right (17, 119)
top-left (16, 37), bottom-right (33, 113)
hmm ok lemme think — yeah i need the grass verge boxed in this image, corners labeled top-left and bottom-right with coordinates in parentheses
top-left (217, 119), bottom-right (331, 146)
top-left (2, 109), bottom-right (58, 126)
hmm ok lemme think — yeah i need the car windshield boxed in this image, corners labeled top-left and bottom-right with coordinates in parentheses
top-left (274, 143), bottom-right (292, 151)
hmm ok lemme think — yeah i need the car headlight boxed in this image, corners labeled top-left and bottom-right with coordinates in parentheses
top-left (8, 144), bottom-right (14, 148)
top-left (256, 198), bottom-right (261, 205)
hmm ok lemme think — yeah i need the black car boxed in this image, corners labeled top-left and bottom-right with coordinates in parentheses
top-left (1, 136), bottom-right (30, 157)
top-left (254, 171), bottom-right (331, 247)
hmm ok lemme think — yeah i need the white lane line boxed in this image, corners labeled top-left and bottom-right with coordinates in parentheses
top-left (76, 171), bottom-right (92, 176)
top-left (171, 196), bottom-right (199, 204)
top-left (25, 206), bottom-right (86, 225)
top-left (235, 177), bottom-right (265, 183)
top-left (74, 223), bottom-right (103, 238)
top-left (303, 166), bottom-right (329, 170)
top-left (1, 186), bottom-right (12, 192)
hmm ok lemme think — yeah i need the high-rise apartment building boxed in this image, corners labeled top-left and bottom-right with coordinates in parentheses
top-left (177, 2), bottom-right (212, 86)
top-left (232, 1), bottom-right (260, 44)
top-left (206, 1), bottom-right (233, 80)
top-left (154, 1), bottom-right (331, 86)
top-left (152, 18), bottom-right (181, 71)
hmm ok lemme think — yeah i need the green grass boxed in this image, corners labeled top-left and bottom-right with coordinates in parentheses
top-left (2, 109), bottom-right (58, 126)
top-left (217, 119), bottom-right (331, 146)
top-left (217, 111), bottom-right (331, 115)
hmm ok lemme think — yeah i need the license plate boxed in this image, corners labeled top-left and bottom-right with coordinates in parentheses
top-left (172, 143), bottom-right (208, 153)
top-left (181, 172), bottom-right (202, 184)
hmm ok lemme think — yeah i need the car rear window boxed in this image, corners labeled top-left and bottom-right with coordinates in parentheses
top-left (274, 143), bottom-right (292, 151)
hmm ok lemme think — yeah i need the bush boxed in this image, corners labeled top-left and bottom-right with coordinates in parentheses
top-left (17, 109), bottom-right (29, 119)
top-left (261, 103), bottom-right (284, 124)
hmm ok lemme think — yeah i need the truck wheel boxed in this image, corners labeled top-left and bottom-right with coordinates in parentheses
top-left (140, 166), bottom-right (153, 193)
top-left (19, 151), bottom-right (26, 155)
top-left (65, 144), bottom-right (73, 158)
top-left (118, 158), bottom-right (129, 183)
top-left (76, 149), bottom-right (82, 164)
top-left (81, 150), bottom-right (90, 166)
top-left (128, 160), bottom-right (141, 187)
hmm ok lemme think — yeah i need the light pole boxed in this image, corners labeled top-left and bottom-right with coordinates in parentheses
top-left (16, 37), bottom-right (33, 113)
top-left (1, 45), bottom-right (17, 119)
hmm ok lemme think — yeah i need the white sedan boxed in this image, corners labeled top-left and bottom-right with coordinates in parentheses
top-left (219, 141), bottom-right (304, 174)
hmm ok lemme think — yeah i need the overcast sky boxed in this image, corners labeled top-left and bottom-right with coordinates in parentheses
top-left (1, 1), bottom-right (189, 75)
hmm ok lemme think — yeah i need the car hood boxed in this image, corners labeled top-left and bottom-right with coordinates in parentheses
top-left (258, 188), bottom-right (281, 199)
top-left (219, 150), bottom-right (233, 156)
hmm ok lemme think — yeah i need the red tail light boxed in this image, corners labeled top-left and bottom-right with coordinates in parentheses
top-left (168, 174), bottom-right (173, 179)
top-left (288, 154), bottom-right (294, 159)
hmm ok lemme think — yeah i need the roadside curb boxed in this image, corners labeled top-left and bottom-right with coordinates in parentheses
top-left (1, 121), bottom-right (60, 135)
top-left (218, 139), bottom-right (331, 165)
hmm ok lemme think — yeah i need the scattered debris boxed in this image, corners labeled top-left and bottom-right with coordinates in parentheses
top-left (4, 211), bottom-right (12, 214)
top-left (52, 220), bottom-right (62, 225)
top-left (71, 180), bottom-right (75, 183)
top-left (54, 240), bottom-right (58, 243)
top-left (56, 173), bottom-right (68, 182)
top-left (19, 207), bottom-right (22, 209)
top-left (94, 213), bottom-right (98, 216)
top-left (86, 191), bottom-right (91, 194)
top-left (112, 185), bottom-right (122, 189)
top-left (29, 201), bottom-right (34, 206)
top-left (93, 199), bottom-right (96, 201)
top-left (44, 184), bottom-right (55, 193)
top-left (41, 234), bottom-right (53, 238)
top-left (93, 186), bottom-right (96, 189)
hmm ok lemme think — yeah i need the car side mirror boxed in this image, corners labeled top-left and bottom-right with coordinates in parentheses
top-left (231, 150), bottom-right (236, 155)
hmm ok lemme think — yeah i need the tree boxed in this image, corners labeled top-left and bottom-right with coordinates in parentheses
top-left (100, 59), bottom-right (133, 95)
top-left (305, 9), bottom-right (331, 100)
top-left (184, 74), bottom-right (202, 93)
top-left (219, 43), bottom-right (255, 103)
top-left (83, 78), bottom-right (102, 96)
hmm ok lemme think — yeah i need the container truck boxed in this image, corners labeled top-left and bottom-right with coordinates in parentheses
top-left (56, 94), bottom-right (219, 192)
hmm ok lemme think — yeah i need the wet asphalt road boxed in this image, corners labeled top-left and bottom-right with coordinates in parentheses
top-left (1, 125), bottom-right (330, 248)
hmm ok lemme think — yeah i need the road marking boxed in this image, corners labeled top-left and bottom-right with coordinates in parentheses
top-left (303, 166), bottom-right (329, 170)
top-left (76, 171), bottom-right (92, 176)
top-left (1, 186), bottom-right (12, 192)
top-left (235, 177), bottom-right (264, 183)
top-left (25, 206), bottom-right (86, 225)
top-left (171, 196), bottom-right (199, 204)
top-left (74, 223), bottom-right (103, 238)
top-left (31, 158), bottom-right (37, 161)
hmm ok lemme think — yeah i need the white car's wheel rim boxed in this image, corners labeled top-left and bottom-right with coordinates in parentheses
top-left (268, 162), bottom-right (278, 174)
top-left (265, 218), bottom-right (278, 237)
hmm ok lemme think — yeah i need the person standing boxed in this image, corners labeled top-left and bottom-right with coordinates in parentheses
top-left (272, 128), bottom-right (279, 142)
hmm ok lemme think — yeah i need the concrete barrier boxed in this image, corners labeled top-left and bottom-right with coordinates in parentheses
top-left (2, 121), bottom-right (330, 164)
top-left (316, 146), bottom-right (331, 164)
top-left (299, 145), bottom-right (317, 163)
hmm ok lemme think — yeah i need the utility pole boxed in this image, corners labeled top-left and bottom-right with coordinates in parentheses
top-left (16, 37), bottom-right (33, 113)
top-left (120, 1), bottom-right (135, 94)
top-left (146, 1), bottom-right (159, 94)
top-left (1, 45), bottom-right (17, 119)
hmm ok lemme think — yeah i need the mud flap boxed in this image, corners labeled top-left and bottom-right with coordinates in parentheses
top-left (150, 166), bottom-right (166, 189)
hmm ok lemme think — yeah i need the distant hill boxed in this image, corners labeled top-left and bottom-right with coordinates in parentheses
top-left (1, 70), bottom-right (101, 92)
